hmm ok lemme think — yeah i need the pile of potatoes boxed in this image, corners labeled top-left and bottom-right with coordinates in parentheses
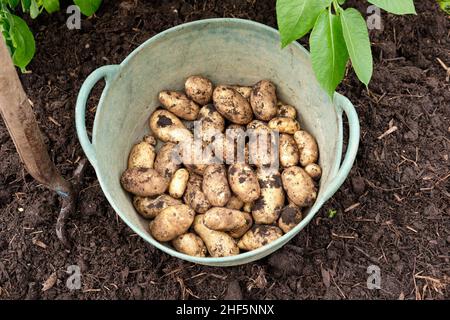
top-left (120, 75), bottom-right (321, 258)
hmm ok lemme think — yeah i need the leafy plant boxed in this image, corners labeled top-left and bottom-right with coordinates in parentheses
top-left (437, 0), bottom-right (450, 14)
top-left (277, 0), bottom-right (416, 99)
top-left (0, 0), bottom-right (102, 71)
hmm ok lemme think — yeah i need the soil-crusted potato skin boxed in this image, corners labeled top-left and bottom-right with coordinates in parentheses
top-left (158, 90), bottom-right (199, 120)
top-left (185, 75), bottom-right (214, 105)
top-left (149, 204), bottom-right (195, 242)
top-left (250, 80), bottom-right (278, 121)
top-left (169, 168), bottom-right (190, 199)
top-left (213, 85), bottom-right (253, 125)
top-left (278, 204), bottom-right (303, 233)
top-left (238, 225), bottom-right (283, 251)
top-left (282, 166), bottom-right (317, 207)
top-left (279, 133), bottom-right (299, 168)
top-left (193, 215), bottom-right (240, 257)
top-left (252, 168), bottom-right (285, 224)
top-left (121, 167), bottom-right (168, 197)
top-left (204, 207), bottom-right (248, 231)
top-left (154, 142), bottom-right (182, 180)
top-left (293, 130), bottom-right (319, 166)
top-left (268, 117), bottom-right (301, 135)
top-left (228, 163), bottom-right (260, 203)
top-left (172, 233), bottom-right (207, 257)
top-left (127, 140), bottom-right (156, 169)
top-left (202, 164), bottom-right (231, 207)
top-left (133, 194), bottom-right (181, 219)
top-left (183, 174), bottom-right (211, 213)
top-left (149, 109), bottom-right (192, 143)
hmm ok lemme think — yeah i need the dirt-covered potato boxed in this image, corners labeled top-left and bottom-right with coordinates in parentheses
top-left (204, 207), bottom-right (248, 231)
top-left (127, 139), bottom-right (156, 169)
top-left (213, 85), bottom-right (253, 124)
top-left (279, 133), bottom-right (299, 168)
top-left (121, 167), bottom-right (168, 197)
top-left (133, 194), bottom-right (181, 219)
top-left (193, 215), bottom-right (239, 257)
top-left (149, 109), bottom-right (192, 143)
top-left (185, 75), bottom-right (214, 105)
top-left (281, 166), bottom-right (317, 207)
top-left (198, 104), bottom-right (225, 144)
top-left (252, 168), bottom-right (285, 224)
top-left (228, 211), bottom-right (253, 239)
top-left (277, 103), bottom-right (297, 119)
top-left (185, 163), bottom-right (208, 176)
top-left (154, 142), bottom-right (182, 180)
top-left (169, 168), bottom-right (189, 199)
top-left (228, 163), bottom-right (260, 203)
top-left (293, 130), bottom-right (319, 166)
top-left (304, 163), bottom-right (322, 180)
top-left (278, 204), bottom-right (303, 233)
top-left (230, 85), bottom-right (252, 100)
top-left (226, 195), bottom-right (244, 210)
top-left (268, 117), bottom-right (301, 134)
top-left (237, 225), bottom-right (283, 251)
top-left (149, 204), bottom-right (195, 242)
top-left (202, 164), bottom-right (231, 207)
top-left (223, 124), bottom-right (248, 164)
top-left (247, 120), bottom-right (278, 168)
top-left (250, 80), bottom-right (277, 121)
top-left (158, 91), bottom-right (199, 120)
top-left (183, 174), bottom-right (211, 213)
top-left (243, 202), bottom-right (253, 213)
top-left (172, 233), bottom-right (207, 257)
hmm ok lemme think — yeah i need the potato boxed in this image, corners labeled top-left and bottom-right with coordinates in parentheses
top-left (204, 207), bottom-right (248, 231)
top-left (184, 75), bottom-right (214, 105)
top-left (172, 233), bottom-right (207, 257)
top-left (213, 85), bottom-right (253, 124)
top-left (158, 91), bottom-right (199, 120)
top-left (197, 104), bottom-right (225, 145)
top-left (228, 211), bottom-right (253, 239)
top-left (304, 163), bottom-right (322, 180)
top-left (278, 204), bottom-right (303, 233)
top-left (154, 142), bottom-right (182, 180)
top-left (277, 103), bottom-right (297, 119)
top-left (243, 202), bottom-right (253, 213)
top-left (143, 134), bottom-right (157, 146)
top-left (169, 168), bottom-right (189, 199)
top-left (193, 215), bottom-right (239, 257)
top-left (183, 174), bottom-right (211, 213)
top-left (237, 225), bottom-right (283, 251)
top-left (252, 168), bottom-right (285, 224)
top-left (268, 117), bottom-right (301, 134)
top-left (127, 139), bottom-right (156, 169)
top-left (202, 164), bottom-right (231, 207)
top-left (121, 167), bottom-right (168, 197)
top-left (149, 109), bottom-right (192, 143)
top-left (281, 166), bottom-right (317, 207)
top-left (185, 163), bottom-right (208, 176)
top-left (228, 163), bottom-right (260, 203)
top-left (279, 133), bottom-right (299, 168)
top-left (223, 125), bottom-right (248, 164)
top-left (149, 204), bottom-right (195, 242)
top-left (230, 85), bottom-right (252, 100)
top-left (250, 80), bottom-right (277, 121)
top-left (293, 130), bottom-right (319, 166)
top-left (226, 195), bottom-right (244, 210)
top-left (247, 120), bottom-right (277, 167)
top-left (133, 194), bottom-right (181, 219)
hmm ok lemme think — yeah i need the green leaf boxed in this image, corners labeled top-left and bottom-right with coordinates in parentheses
top-left (437, 0), bottom-right (450, 14)
top-left (29, 0), bottom-right (39, 18)
top-left (43, 0), bottom-right (59, 13)
top-left (73, 0), bottom-right (101, 16)
top-left (310, 10), bottom-right (348, 98)
top-left (8, 13), bottom-right (35, 70)
top-left (7, 0), bottom-right (20, 8)
top-left (340, 7), bottom-right (373, 86)
top-left (276, 0), bottom-right (332, 47)
top-left (21, 0), bottom-right (31, 11)
top-left (367, 0), bottom-right (416, 15)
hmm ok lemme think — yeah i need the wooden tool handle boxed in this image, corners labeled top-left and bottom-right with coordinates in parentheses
top-left (0, 35), bottom-right (71, 194)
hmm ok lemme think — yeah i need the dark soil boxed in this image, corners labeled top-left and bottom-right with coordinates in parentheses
top-left (1, 0), bottom-right (449, 300)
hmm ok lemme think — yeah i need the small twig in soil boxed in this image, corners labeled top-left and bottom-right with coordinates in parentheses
top-left (344, 203), bottom-right (360, 212)
top-left (436, 57), bottom-right (450, 81)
